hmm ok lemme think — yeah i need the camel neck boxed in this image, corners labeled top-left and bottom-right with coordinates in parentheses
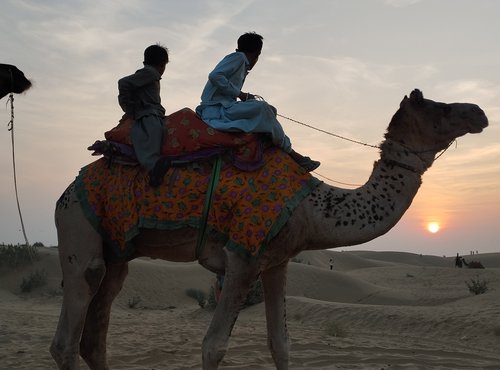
top-left (302, 153), bottom-right (424, 250)
top-left (379, 139), bottom-right (432, 175)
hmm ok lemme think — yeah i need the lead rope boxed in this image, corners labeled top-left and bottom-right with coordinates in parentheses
top-left (6, 76), bottom-right (30, 247)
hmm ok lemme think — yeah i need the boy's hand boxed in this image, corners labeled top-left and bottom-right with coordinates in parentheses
top-left (238, 92), bottom-right (255, 101)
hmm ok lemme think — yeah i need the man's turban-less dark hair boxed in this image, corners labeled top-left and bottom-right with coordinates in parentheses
top-left (237, 32), bottom-right (263, 53)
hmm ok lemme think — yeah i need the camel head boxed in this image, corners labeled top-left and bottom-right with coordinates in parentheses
top-left (0, 64), bottom-right (32, 100)
top-left (384, 89), bottom-right (488, 159)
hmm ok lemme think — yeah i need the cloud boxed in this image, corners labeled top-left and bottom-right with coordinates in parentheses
top-left (383, 0), bottom-right (422, 7)
top-left (433, 79), bottom-right (500, 130)
top-left (434, 79), bottom-right (500, 102)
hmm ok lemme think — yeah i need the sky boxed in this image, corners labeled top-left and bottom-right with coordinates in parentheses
top-left (1, 0), bottom-right (499, 257)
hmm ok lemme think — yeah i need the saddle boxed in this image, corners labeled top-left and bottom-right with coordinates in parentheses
top-left (89, 108), bottom-right (267, 171)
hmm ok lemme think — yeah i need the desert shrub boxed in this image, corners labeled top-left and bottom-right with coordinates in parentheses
top-left (127, 296), bottom-right (142, 309)
top-left (324, 320), bottom-right (347, 338)
top-left (0, 244), bottom-right (38, 268)
top-left (466, 277), bottom-right (489, 295)
top-left (45, 287), bottom-right (63, 297)
top-left (202, 278), bottom-right (264, 311)
top-left (244, 279), bottom-right (264, 307)
top-left (206, 286), bottom-right (217, 310)
top-left (291, 257), bottom-right (303, 263)
top-left (186, 288), bottom-right (207, 308)
top-left (20, 269), bottom-right (48, 292)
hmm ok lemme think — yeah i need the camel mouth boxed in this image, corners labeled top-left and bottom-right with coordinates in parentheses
top-left (470, 117), bottom-right (488, 134)
top-left (463, 108), bottom-right (489, 134)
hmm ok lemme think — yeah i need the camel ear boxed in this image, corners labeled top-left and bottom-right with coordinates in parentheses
top-left (400, 95), bottom-right (409, 108)
top-left (409, 89), bottom-right (424, 103)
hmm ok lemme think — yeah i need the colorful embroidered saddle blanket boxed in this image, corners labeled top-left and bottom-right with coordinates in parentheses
top-left (97, 107), bottom-right (266, 171)
top-left (75, 147), bottom-right (321, 261)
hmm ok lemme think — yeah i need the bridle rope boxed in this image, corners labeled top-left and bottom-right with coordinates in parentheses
top-left (6, 68), bottom-right (30, 246)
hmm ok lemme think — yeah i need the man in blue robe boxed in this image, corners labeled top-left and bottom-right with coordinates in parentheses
top-left (196, 32), bottom-right (320, 171)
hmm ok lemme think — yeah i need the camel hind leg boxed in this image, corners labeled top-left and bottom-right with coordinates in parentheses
top-left (51, 185), bottom-right (107, 370)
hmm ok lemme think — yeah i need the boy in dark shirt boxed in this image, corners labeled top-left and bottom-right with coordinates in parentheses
top-left (118, 44), bottom-right (169, 186)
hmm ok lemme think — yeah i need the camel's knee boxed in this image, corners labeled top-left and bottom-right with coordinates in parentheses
top-left (268, 338), bottom-right (290, 367)
top-left (202, 335), bottom-right (227, 368)
top-left (50, 341), bottom-right (79, 370)
top-left (84, 259), bottom-right (106, 294)
top-left (49, 342), bottom-right (63, 368)
top-left (267, 332), bottom-right (290, 370)
top-left (80, 346), bottom-right (108, 370)
top-left (79, 342), bottom-right (96, 363)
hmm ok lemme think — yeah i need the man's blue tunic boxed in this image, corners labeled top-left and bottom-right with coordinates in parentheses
top-left (196, 52), bottom-right (291, 152)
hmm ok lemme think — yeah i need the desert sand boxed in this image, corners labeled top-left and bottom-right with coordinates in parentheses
top-left (1, 247), bottom-right (499, 369)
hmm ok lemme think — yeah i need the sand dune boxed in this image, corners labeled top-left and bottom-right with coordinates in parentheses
top-left (1, 246), bottom-right (499, 369)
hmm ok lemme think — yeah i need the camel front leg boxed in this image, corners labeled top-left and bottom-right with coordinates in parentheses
top-left (50, 260), bottom-right (105, 370)
top-left (262, 261), bottom-right (290, 370)
top-left (202, 249), bottom-right (258, 370)
top-left (80, 261), bottom-right (129, 370)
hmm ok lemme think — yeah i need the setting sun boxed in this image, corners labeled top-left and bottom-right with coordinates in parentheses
top-left (427, 222), bottom-right (441, 234)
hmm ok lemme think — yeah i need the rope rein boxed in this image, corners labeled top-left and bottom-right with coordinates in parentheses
top-left (255, 94), bottom-right (455, 155)
top-left (278, 111), bottom-right (455, 186)
top-left (276, 112), bottom-right (380, 149)
top-left (252, 95), bottom-right (455, 186)
top-left (6, 68), bottom-right (30, 246)
top-left (276, 110), bottom-right (455, 156)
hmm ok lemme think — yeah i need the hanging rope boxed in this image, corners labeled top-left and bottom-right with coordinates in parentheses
top-left (277, 112), bottom-right (380, 149)
top-left (310, 170), bottom-right (362, 187)
top-left (6, 88), bottom-right (30, 247)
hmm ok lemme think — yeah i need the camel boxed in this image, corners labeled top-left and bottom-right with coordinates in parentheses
top-left (463, 259), bottom-right (485, 269)
top-left (0, 64), bottom-right (32, 99)
top-left (50, 89), bottom-right (488, 370)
